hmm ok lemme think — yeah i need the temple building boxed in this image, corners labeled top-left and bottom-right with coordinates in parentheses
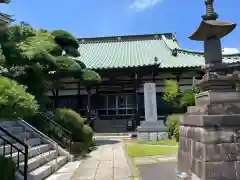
top-left (47, 33), bottom-right (240, 132)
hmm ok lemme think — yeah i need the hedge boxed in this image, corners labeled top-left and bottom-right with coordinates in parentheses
top-left (166, 114), bottom-right (181, 141)
top-left (0, 156), bottom-right (15, 180)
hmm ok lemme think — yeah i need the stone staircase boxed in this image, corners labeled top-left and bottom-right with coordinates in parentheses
top-left (94, 118), bottom-right (129, 133)
top-left (0, 120), bottom-right (80, 180)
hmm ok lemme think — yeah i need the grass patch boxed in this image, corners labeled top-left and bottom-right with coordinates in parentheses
top-left (126, 143), bottom-right (178, 157)
top-left (137, 139), bottom-right (178, 146)
top-left (124, 139), bottom-right (178, 146)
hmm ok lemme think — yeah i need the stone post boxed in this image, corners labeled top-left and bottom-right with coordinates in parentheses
top-left (137, 83), bottom-right (168, 141)
top-left (177, 1), bottom-right (239, 179)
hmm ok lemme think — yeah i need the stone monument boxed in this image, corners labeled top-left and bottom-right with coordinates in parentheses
top-left (137, 83), bottom-right (168, 141)
top-left (177, 1), bottom-right (239, 180)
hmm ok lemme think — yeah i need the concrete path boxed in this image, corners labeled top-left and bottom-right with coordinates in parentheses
top-left (71, 139), bottom-right (134, 180)
top-left (138, 162), bottom-right (177, 180)
top-left (133, 154), bottom-right (177, 165)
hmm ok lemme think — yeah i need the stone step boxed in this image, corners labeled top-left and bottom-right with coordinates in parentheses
top-left (19, 150), bottom-right (57, 173)
top-left (45, 161), bottom-right (81, 180)
top-left (0, 132), bottom-right (32, 145)
top-left (0, 120), bottom-right (19, 127)
top-left (0, 137), bottom-right (42, 156)
top-left (0, 126), bottom-right (25, 135)
top-left (28, 156), bottom-right (68, 180)
top-left (7, 144), bottom-right (51, 163)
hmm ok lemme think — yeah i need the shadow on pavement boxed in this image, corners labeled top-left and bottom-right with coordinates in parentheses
top-left (95, 139), bottom-right (120, 146)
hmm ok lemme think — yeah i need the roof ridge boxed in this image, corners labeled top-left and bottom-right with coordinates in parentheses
top-left (177, 48), bottom-right (240, 57)
top-left (77, 33), bottom-right (175, 44)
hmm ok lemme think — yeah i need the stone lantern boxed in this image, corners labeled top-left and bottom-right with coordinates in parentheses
top-left (177, 1), bottom-right (240, 180)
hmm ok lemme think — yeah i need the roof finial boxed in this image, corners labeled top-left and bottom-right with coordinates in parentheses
top-left (202, 0), bottom-right (219, 21)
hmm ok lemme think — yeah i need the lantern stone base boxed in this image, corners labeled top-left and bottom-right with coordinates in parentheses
top-left (177, 91), bottom-right (240, 180)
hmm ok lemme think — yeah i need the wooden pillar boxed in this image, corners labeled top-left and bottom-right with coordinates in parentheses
top-left (87, 87), bottom-right (93, 128)
top-left (134, 72), bottom-right (140, 130)
top-left (95, 87), bottom-right (99, 116)
top-left (77, 81), bottom-right (81, 113)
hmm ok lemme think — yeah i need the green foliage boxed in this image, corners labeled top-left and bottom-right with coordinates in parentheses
top-left (174, 125), bottom-right (179, 142)
top-left (166, 114), bottom-right (181, 139)
top-left (81, 69), bottom-right (101, 87)
top-left (0, 23), bottom-right (85, 110)
top-left (163, 79), bottom-right (181, 106)
top-left (56, 56), bottom-right (81, 70)
top-left (0, 156), bottom-right (15, 180)
top-left (54, 108), bottom-right (93, 146)
top-left (64, 46), bottom-right (80, 57)
top-left (0, 76), bottom-right (39, 118)
top-left (51, 30), bottom-right (79, 49)
top-left (75, 60), bottom-right (86, 69)
top-left (181, 89), bottom-right (196, 107)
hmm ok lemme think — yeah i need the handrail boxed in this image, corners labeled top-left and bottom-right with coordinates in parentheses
top-left (37, 112), bottom-right (71, 136)
top-left (0, 125), bottom-right (28, 148)
top-left (36, 112), bottom-right (72, 152)
top-left (0, 125), bottom-right (28, 180)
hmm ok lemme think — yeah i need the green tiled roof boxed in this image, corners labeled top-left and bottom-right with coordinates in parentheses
top-left (75, 33), bottom-right (240, 70)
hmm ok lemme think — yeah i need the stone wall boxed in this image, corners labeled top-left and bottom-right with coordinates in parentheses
top-left (177, 100), bottom-right (240, 180)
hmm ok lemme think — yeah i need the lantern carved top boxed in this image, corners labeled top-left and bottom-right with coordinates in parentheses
top-left (189, 0), bottom-right (236, 41)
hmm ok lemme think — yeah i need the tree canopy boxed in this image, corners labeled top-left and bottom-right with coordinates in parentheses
top-left (0, 76), bottom-right (39, 118)
top-left (0, 22), bottom-right (101, 109)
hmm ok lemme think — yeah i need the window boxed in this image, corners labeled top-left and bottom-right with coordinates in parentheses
top-left (108, 95), bottom-right (116, 109)
top-left (98, 94), bottom-right (134, 116)
top-left (118, 95), bottom-right (126, 108)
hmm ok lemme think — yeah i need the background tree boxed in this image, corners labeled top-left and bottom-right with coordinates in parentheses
top-left (0, 22), bottom-right (101, 110)
top-left (0, 76), bottom-right (39, 118)
top-left (162, 79), bottom-right (181, 108)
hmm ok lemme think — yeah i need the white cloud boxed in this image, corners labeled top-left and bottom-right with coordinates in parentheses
top-left (130, 0), bottom-right (163, 11)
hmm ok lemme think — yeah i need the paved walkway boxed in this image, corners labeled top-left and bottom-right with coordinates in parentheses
top-left (138, 162), bottom-right (177, 180)
top-left (133, 154), bottom-right (177, 165)
top-left (71, 139), bottom-right (134, 180)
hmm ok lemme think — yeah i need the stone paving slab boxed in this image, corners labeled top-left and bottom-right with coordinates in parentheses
top-left (138, 162), bottom-right (177, 180)
top-left (133, 154), bottom-right (177, 165)
top-left (71, 139), bottom-right (134, 180)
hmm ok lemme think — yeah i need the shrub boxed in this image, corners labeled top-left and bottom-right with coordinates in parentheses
top-left (51, 30), bottom-right (79, 49)
top-left (82, 125), bottom-right (93, 146)
top-left (0, 156), bottom-right (15, 180)
top-left (0, 76), bottom-right (39, 118)
top-left (174, 125), bottom-right (180, 142)
top-left (81, 69), bottom-right (101, 88)
top-left (166, 114), bottom-right (181, 139)
top-left (181, 87), bottom-right (199, 107)
top-left (163, 79), bottom-right (181, 106)
top-left (54, 108), bottom-right (93, 146)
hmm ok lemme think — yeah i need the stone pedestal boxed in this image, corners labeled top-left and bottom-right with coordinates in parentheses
top-left (177, 91), bottom-right (240, 180)
top-left (137, 83), bottom-right (168, 141)
top-left (137, 121), bottom-right (168, 141)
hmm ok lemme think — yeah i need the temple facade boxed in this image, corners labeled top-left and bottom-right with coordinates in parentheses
top-left (46, 33), bottom-right (240, 132)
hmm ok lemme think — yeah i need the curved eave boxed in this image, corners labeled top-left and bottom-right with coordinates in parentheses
top-left (90, 63), bottom-right (161, 71)
top-left (189, 20), bottom-right (237, 41)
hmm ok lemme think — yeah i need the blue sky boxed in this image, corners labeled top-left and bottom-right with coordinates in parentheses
top-left (0, 0), bottom-right (239, 51)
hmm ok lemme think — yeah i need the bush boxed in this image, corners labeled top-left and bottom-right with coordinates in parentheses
top-left (54, 108), bottom-right (93, 146)
top-left (163, 79), bottom-right (181, 106)
top-left (0, 76), bottom-right (39, 118)
top-left (81, 69), bottom-right (101, 88)
top-left (174, 125), bottom-right (179, 142)
top-left (181, 87), bottom-right (199, 107)
top-left (166, 114), bottom-right (181, 139)
top-left (0, 156), bottom-right (15, 180)
top-left (51, 30), bottom-right (79, 49)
